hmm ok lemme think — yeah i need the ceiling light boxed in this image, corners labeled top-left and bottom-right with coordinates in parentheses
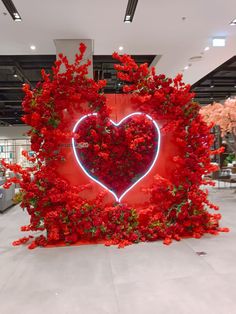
top-left (119, 46), bottom-right (124, 51)
top-left (2, 0), bottom-right (22, 21)
top-left (230, 18), bottom-right (236, 25)
top-left (234, 85), bottom-right (236, 88)
top-left (210, 84), bottom-right (214, 88)
top-left (184, 66), bottom-right (189, 70)
top-left (124, 0), bottom-right (138, 23)
top-left (212, 37), bottom-right (226, 47)
top-left (13, 74), bottom-right (18, 78)
top-left (30, 45), bottom-right (36, 50)
top-left (204, 46), bottom-right (210, 51)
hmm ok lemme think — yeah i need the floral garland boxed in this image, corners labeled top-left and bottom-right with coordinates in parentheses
top-left (1, 44), bottom-right (228, 249)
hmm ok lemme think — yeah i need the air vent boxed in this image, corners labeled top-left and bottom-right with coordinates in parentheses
top-left (124, 0), bottom-right (138, 23)
top-left (1, 0), bottom-right (22, 21)
top-left (189, 56), bottom-right (203, 62)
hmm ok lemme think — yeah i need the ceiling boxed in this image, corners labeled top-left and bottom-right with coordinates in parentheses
top-left (0, 0), bottom-right (236, 84)
top-left (192, 55), bottom-right (236, 105)
top-left (0, 0), bottom-right (236, 124)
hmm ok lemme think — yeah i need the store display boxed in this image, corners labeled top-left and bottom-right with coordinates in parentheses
top-left (0, 139), bottom-right (32, 168)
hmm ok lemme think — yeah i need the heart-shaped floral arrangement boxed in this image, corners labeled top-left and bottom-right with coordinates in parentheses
top-left (3, 43), bottom-right (224, 250)
top-left (72, 112), bottom-right (160, 202)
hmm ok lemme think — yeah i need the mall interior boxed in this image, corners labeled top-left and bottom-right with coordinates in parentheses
top-left (0, 1), bottom-right (236, 313)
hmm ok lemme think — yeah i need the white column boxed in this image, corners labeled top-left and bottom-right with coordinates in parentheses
top-left (54, 39), bottom-right (94, 78)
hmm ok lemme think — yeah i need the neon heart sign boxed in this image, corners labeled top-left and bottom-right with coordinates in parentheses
top-left (72, 112), bottom-right (161, 202)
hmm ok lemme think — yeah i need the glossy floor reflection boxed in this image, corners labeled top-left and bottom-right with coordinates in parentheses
top-left (0, 186), bottom-right (236, 314)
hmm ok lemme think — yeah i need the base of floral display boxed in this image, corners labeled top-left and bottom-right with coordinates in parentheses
top-left (12, 226), bottom-right (230, 250)
top-left (46, 239), bottom-right (105, 248)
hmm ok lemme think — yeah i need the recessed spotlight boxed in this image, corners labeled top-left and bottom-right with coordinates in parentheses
top-left (210, 84), bottom-right (214, 88)
top-left (184, 66), bottom-right (189, 70)
top-left (230, 18), bottom-right (236, 25)
top-left (30, 45), bottom-right (36, 50)
top-left (13, 74), bottom-right (18, 78)
top-left (119, 46), bottom-right (124, 51)
top-left (204, 46), bottom-right (210, 51)
top-left (189, 56), bottom-right (203, 62)
top-left (234, 85), bottom-right (236, 88)
top-left (212, 37), bottom-right (226, 47)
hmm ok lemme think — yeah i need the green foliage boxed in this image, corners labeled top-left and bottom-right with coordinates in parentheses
top-left (224, 153), bottom-right (235, 166)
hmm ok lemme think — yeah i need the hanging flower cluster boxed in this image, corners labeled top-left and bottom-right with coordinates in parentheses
top-left (1, 44), bottom-right (228, 249)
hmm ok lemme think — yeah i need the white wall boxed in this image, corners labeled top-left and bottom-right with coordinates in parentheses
top-left (0, 126), bottom-right (30, 139)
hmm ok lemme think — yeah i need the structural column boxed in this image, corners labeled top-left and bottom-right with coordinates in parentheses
top-left (54, 39), bottom-right (94, 78)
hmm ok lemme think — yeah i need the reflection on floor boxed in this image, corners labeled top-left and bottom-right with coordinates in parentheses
top-left (0, 187), bottom-right (236, 314)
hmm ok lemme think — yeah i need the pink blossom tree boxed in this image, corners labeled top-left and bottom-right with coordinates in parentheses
top-left (200, 98), bottom-right (236, 155)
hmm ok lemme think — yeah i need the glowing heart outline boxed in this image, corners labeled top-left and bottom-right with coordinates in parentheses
top-left (72, 112), bottom-right (161, 202)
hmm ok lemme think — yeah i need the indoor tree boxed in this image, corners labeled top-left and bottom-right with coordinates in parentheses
top-left (200, 97), bottom-right (236, 157)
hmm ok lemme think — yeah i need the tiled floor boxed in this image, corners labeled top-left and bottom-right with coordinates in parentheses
top-left (0, 187), bottom-right (236, 314)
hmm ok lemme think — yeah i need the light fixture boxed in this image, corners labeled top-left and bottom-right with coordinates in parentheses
top-left (212, 37), bottom-right (226, 47)
top-left (204, 46), bottom-right (210, 51)
top-left (118, 46), bottom-right (124, 51)
top-left (13, 74), bottom-right (18, 78)
top-left (13, 12), bottom-right (19, 18)
top-left (124, 0), bottom-right (138, 23)
top-left (210, 84), bottom-right (214, 88)
top-left (230, 18), bottom-right (236, 25)
top-left (184, 66), bottom-right (189, 70)
top-left (1, 0), bottom-right (22, 21)
top-left (30, 45), bottom-right (36, 50)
